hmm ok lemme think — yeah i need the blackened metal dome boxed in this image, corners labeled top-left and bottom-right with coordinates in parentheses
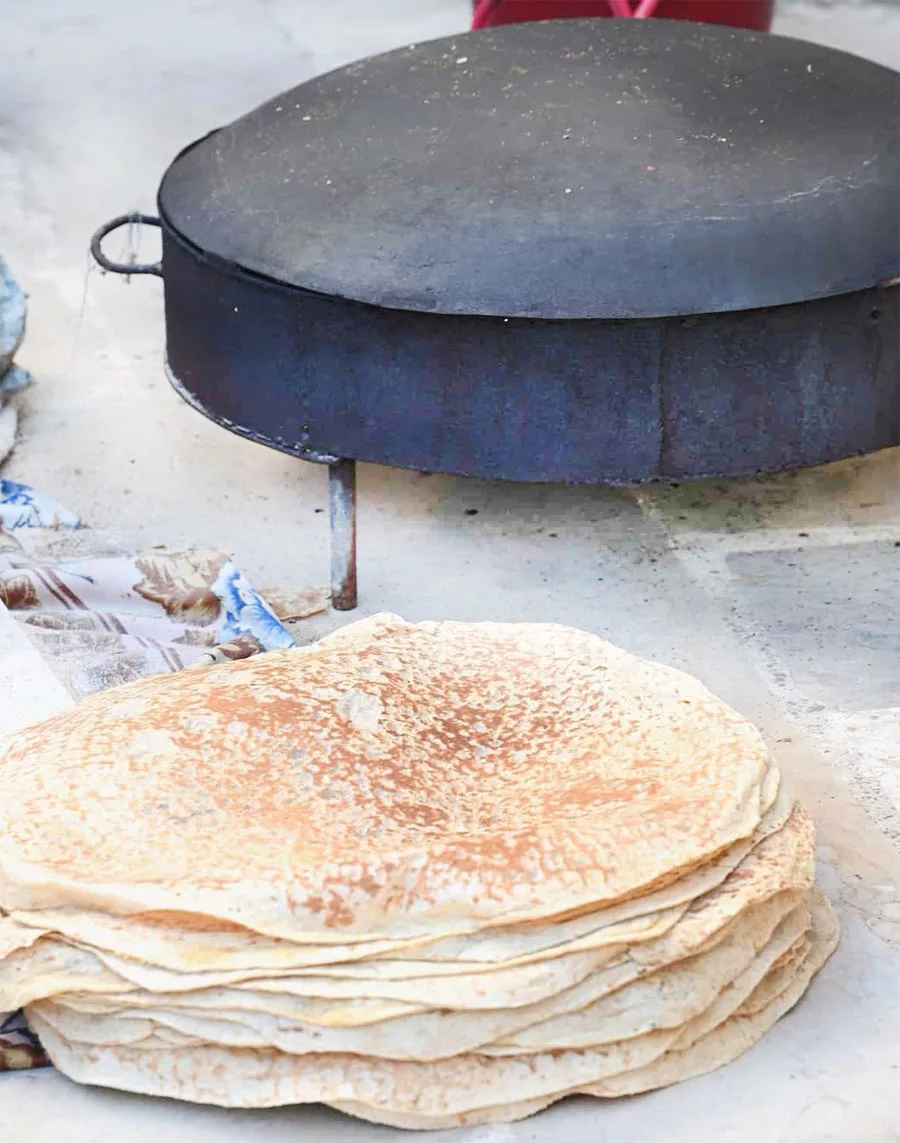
top-left (159, 19), bottom-right (900, 320)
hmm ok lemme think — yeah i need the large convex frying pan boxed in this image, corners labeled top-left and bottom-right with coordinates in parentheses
top-left (92, 20), bottom-right (900, 609)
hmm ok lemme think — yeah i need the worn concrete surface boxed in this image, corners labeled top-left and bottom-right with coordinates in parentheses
top-left (0, 0), bottom-right (899, 1139)
top-left (727, 541), bottom-right (900, 710)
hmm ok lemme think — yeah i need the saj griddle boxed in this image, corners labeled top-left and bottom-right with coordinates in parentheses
top-left (92, 19), bottom-right (900, 610)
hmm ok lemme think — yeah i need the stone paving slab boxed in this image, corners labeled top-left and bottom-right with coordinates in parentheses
top-left (726, 541), bottom-right (900, 710)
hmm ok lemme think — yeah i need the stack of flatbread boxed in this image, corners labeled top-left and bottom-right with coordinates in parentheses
top-left (0, 614), bottom-right (838, 1129)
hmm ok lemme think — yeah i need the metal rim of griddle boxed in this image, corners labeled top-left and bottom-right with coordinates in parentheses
top-left (152, 225), bottom-right (898, 615)
top-left (97, 208), bottom-right (899, 613)
top-left (90, 19), bottom-right (900, 612)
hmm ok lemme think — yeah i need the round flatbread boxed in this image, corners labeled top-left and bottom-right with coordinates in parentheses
top-left (0, 616), bottom-right (776, 941)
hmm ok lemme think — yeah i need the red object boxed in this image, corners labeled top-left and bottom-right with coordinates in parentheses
top-left (472, 0), bottom-right (775, 33)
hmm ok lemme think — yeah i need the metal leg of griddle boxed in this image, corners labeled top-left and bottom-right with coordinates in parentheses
top-left (329, 458), bottom-right (358, 611)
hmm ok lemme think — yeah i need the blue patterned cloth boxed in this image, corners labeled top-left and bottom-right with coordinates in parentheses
top-left (0, 258), bottom-right (30, 466)
top-left (0, 479), bottom-right (81, 532)
top-left (0, 257), bottom-right (27, 372)
top-left (212, 560), bottom-right (296, 651)
top-left (0, 479), bottom-right (298, 671)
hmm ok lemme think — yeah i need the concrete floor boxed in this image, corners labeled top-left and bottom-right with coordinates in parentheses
top-left (1, 1), bottom-right (899, 1139)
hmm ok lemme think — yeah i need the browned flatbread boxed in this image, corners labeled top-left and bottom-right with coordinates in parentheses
top-left (0, 614), bottom-right (837, 1130)
top-left (0, 616), bottom-right (776, 940)
top-left (25, 892), bottom-right (838, 1126)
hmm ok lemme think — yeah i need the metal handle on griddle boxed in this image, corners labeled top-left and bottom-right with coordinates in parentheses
top-left (90, 214), bottom-right (163, 277)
